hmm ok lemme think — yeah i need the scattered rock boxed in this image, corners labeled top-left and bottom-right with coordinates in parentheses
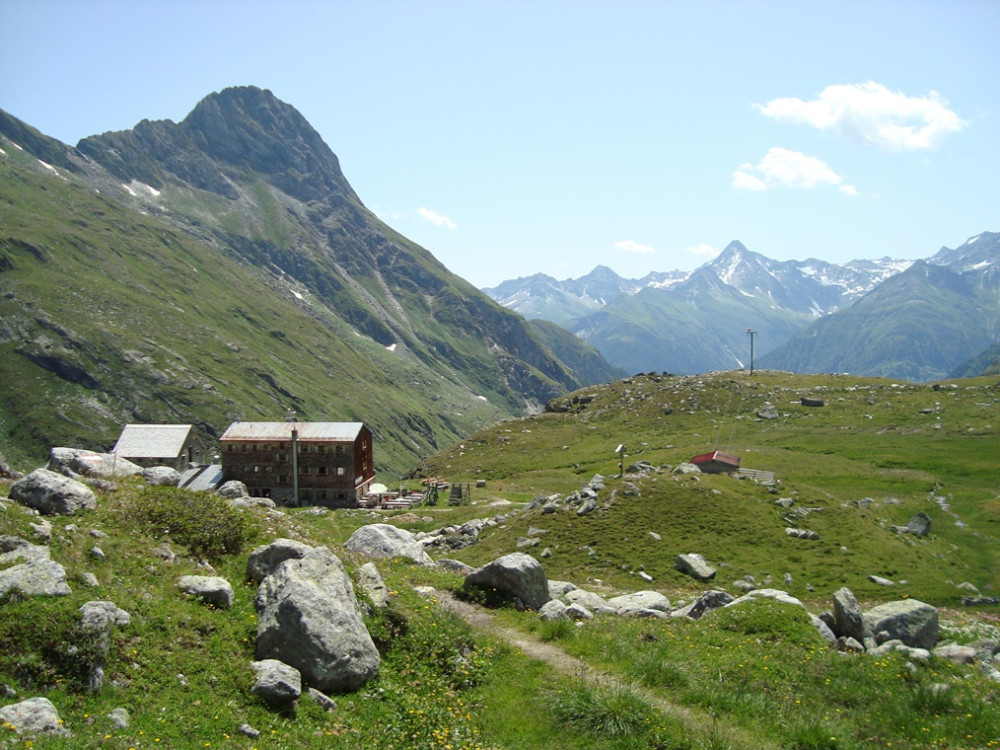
top-left (9, 468), bottom-right (96, 515)
top-left (0, 537), bottom-right (71, 598)
top-left (539, 599), bottom-right (568, 621)
top-left (250, 659), bottom-right (301, 708)
top-left (142, 466), bottom-right (181, 487)
top-left (785, 528), bottom-right (819, 540)
top-left (308, 687), bottom-right (337, 711)
top-left (674, 553), bottom-right (716, 581)
top-left (177, 575), bottom-right (235, 609)
top-left (345, 524), bottom-right (432, 565)
top-left (893, 511), bottom-right (932, 536)
top-left (868, 575), bottom-right (895, 586)
top-left (107, 707), bottom-right (130, 729)
top-left (217, 480), bottom-right (249, 499)
top-left (76, 600), bottom-right (131, 693)
top-left (863, 599), bottom-right (938, 650)
top-left (832, 587), bottom-right (868, 642)
top-left (756, 403), bottom-right (779, 419)
top-left (0, 697), bottom-right (70, 738)
top-left (934, 644), bottom-right (977, 665)
top-left (464, 553), bottom-right (550, 610)
top-left (671, 590), bottom-right (734, 620)
top-left (605, 591), bottom-right (671, 615)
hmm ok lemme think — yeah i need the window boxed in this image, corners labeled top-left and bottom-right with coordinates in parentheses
top-left (337, 467), bottom-right (345, 476)
top-left (335, 445), bottom-right (345, 455)
top-left (318, 466), bottom-right (327, 476)
top-left (227, 444), bottom-right (235, 452)
top-left (279, 453), bottom-right (288, 463)
top-left (318, 445), bottom-right (327, 454)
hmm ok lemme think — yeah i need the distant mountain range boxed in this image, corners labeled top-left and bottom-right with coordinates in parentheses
top-left (0, 87), bottom-right (619, 473)
top-left (484, 234), bottom-right (1000, 380)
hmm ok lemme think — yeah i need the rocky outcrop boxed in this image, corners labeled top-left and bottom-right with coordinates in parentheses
top-left (464, 553), bottom-right (550, 610)
top-left (254, 545), bottom-right (379, 693)
top-left (344, 523), bottom-right (431, 565)
top-left (0, 536), bottom-right (71, 597)
top-left (9, 469), bottom-right (96, 515)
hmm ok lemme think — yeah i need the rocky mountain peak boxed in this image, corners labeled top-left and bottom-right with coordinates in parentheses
top-left (180, 86), bottom-right (358, 204)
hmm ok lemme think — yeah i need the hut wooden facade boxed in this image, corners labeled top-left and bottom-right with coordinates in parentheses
top-left (219, 421), bottom-right (375, 508)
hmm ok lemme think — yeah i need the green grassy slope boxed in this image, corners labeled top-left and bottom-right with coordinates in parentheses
top-left (0, 149), bottom-right (506, 475)
top-left (411, 370), bottom-right (1000, 601)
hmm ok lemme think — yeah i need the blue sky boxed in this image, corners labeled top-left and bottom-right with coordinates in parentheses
top-left (2, 1), bottom-right (997, 288)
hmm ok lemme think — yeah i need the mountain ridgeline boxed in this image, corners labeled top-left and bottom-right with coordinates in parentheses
top-left (485, 236), bottom-right (1000, 380)
top-left (0, 86), bottom-right (619, 473)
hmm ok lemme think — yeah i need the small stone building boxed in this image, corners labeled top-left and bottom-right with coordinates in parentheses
top-left (112, 424), bottom-right (202, 471)
top-left (219, 421), bottom-right (375, 507)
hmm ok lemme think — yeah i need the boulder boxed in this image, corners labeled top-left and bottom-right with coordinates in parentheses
top-left (671, 590), bottom-right (734, 620)
top-left (344, 524), bottom-right (432, 565)
top-left (250, 659), bottom-right (301, 707)
top-left (177, 575), bottom-right (235, 609)
top-left (464, 553), bottom-right (550, 610)
top-left (217, 480), bottom-right (249, 499)
top-left (548, 580), bottom-right (578, 598)
top-left (142, 466), bottom-right (181, 487)
top-left (896, 511), bottom-right (932, 536)
top-left (539, 599), bottom-right (568, 621)
top-left (0, 538), bottom-right (71, 598)
top-left (75, 600), bottom-right (131, 693)
top-left (9, 469), bottom-right (96, 515)
top-left (566, 603), bottom-right (594, 620)
top-left (863, 599), bottom-right (938, 650)
top-left (48, 447), bottom-right (142, 478)
top-left (605, 591), bottom-right (671, 615)
top-left (255, 546), bottom-right (379, 693)
top-left (934, 644), bottom-right (978, 665)
top-left (246, 538), bottom-right (313, 583)
top-left (674, 553), bottom-right (716, 582)
top-left (576, 496), bottom-right (597, 516)
top-left (756, 403), bottom-right (779, 419)
top-left (811, 615), bottom-right (837, 644)
top-left (0, 451), bottom-right (22, 479)
top-left (563, 588), bottom-right (612, 612)
top-left (832, 587), bottom-right (868, 642)
top-left (0, 697), bottom-right (70, 738)
top-left (868, 574), bottom-right (895, 586)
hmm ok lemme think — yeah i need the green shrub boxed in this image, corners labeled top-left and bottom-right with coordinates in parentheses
top-left (120, 486), bottom-right (257, 561)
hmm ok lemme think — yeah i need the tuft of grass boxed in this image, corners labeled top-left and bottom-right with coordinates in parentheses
top-left (545, 683), bottom-right (656, 738)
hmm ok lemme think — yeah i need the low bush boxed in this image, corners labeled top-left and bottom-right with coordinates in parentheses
top-left (120, 485), bottom-right (258, 561)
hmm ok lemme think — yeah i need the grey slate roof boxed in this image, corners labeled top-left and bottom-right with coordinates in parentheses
top-left (113, 424), bottom-right (193, 458)
top-left (219, 422), bottom-right (365, 442)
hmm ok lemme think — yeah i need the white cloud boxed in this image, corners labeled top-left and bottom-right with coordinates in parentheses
top-left (755, 82), bottom-right (965, 151)
top-left (838, 184), bottom-right (858, 197)
top-left (733, 147), bottom-right (855, 194)
top-left (613, 240), bottom-right (656, 255)
top-left (416, 206), bottom-right (458, 230)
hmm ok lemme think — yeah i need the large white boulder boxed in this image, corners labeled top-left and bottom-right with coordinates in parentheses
top-left (254, 546), bottom-right (379, 693)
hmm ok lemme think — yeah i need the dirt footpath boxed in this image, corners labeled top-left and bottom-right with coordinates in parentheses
top-left (429, 588), bottom-right (779, 750)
